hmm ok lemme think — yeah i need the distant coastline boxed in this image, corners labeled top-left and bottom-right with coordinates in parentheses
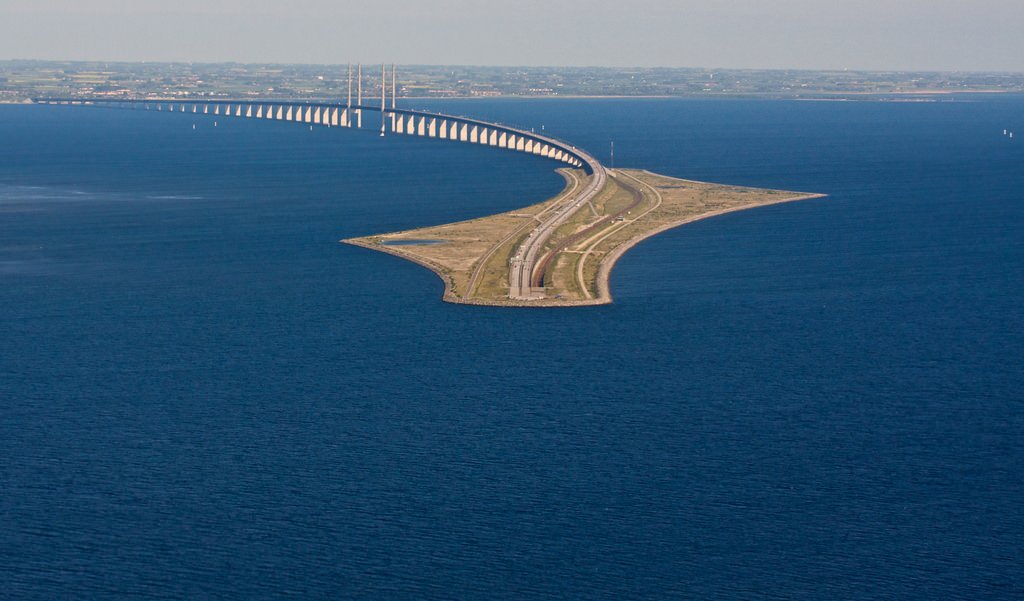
top-left (10, 89), bottom-right (1016, 106)
top-left (4, 60), bottom-right (1023, 104)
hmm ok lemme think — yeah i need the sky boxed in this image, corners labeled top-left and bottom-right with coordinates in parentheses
top-left (1, 0), bottom-right (1022, 72)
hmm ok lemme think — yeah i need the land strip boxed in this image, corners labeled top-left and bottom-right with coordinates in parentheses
top-left (343, 169), bottom-right (825, 307)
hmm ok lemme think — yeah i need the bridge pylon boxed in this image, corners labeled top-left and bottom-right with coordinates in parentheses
top-left (380, 64), bottom-right (386, 136)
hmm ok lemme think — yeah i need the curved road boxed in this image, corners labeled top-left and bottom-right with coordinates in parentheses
top-left (509, 162), bottom-right (606, 299)
top-left (464, 170), bottom-right (580, 299)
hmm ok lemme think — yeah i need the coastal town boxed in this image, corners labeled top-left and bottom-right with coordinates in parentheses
top-left (4, 59), bottom-right (1024, 103)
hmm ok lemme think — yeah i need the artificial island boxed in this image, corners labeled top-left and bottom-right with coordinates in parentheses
top-left (35, 64), bottom-right (825, 307)
top-left (347, 169), bottom-right (823, 306)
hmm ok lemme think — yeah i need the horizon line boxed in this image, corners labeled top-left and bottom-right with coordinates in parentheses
top-left (3, 57), bottom-right (1024, 76)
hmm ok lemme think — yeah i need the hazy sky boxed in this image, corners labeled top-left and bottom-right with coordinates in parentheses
top-left (1, 0), bottom-right (1021, 71)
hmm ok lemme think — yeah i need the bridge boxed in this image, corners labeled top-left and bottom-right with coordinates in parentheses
top-left (33, 64), bottom-right (607, 301)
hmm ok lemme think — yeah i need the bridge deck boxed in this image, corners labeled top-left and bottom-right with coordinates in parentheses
top-left (32, 97), bottom-right (598, 175)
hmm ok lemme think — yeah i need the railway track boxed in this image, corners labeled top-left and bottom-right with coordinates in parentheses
top-left (530, 171), bottom-right (644, 289)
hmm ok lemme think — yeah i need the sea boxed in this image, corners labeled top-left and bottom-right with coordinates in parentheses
top-left (1, 96), bottom-right (1022, 600)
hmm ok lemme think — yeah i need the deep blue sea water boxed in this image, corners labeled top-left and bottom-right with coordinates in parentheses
top-left (1, 97), bottom-right (1022, 599)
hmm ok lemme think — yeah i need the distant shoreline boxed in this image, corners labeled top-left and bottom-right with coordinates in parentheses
top-left (5, 89), bottom-right (1016, 106)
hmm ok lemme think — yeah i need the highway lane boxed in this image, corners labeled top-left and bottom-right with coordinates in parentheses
top-left (529, 170), bottom-right (643, 291)
top-left (508, 161), bottom-right (606, 299)
top-left (464, 169), bottom-right (580, 300)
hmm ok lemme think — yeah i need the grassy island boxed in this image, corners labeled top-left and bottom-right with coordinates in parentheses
top-left (343, 169), bottom-right (824, 307)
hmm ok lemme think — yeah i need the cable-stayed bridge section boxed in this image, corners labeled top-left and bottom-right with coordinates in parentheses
top-left (31, 98), bottom-right (593, 173)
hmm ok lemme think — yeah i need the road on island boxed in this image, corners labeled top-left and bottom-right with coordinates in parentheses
top-left (573, 170), bottom-right (663, 299)
top-left (529, 170), bottom-right (645, 292)
top-left (464, 170), bottom-right (581, 300)
top-left (509, 158), bottom-right (607, 299)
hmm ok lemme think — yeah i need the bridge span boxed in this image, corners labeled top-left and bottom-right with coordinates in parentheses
top-left (32, 97), bottom-right (595, 172)
top-left (32, 92), bottom-right (606, 301)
